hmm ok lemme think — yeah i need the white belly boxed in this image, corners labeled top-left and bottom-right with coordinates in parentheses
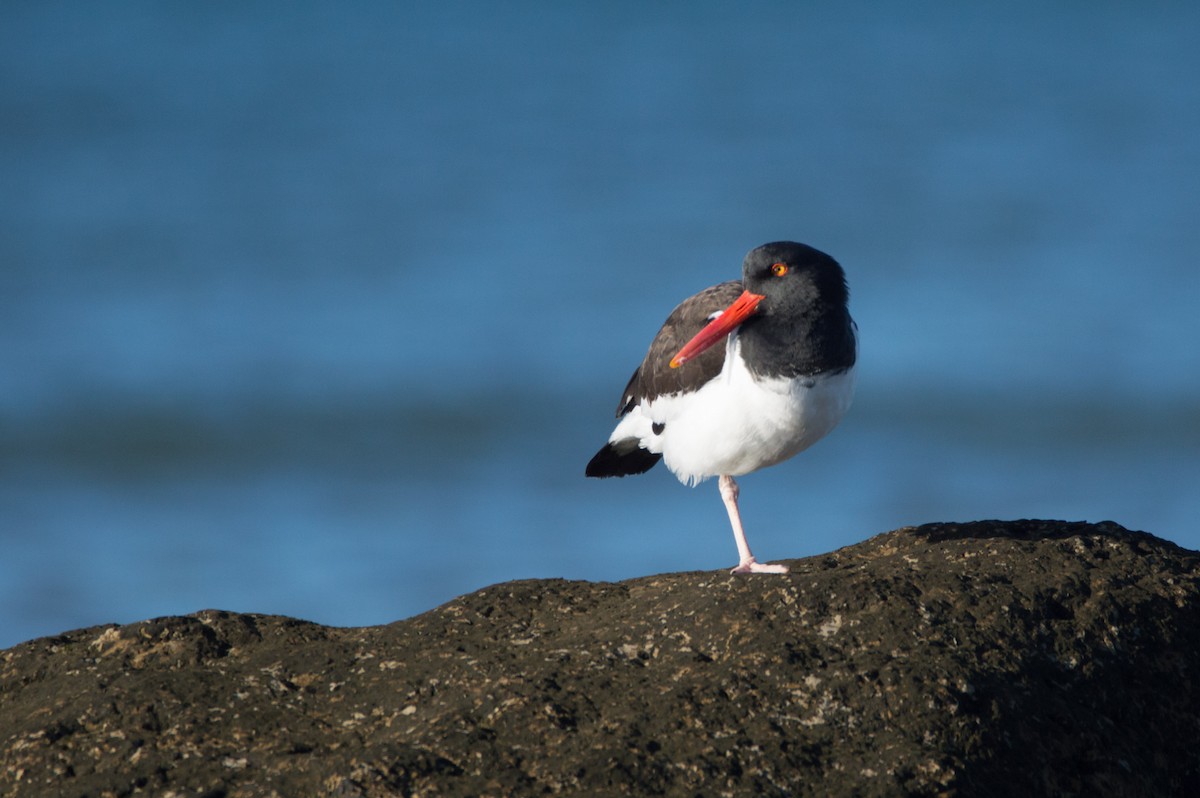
top-left (608, 340), bottom-right (856, 486)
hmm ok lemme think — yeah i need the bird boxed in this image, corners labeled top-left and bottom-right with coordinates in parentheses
top-left (585, 241), bottom-right (857, 574)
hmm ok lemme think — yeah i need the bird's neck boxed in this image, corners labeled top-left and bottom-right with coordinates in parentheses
top-left (737, 306), bottom-right (856, 379)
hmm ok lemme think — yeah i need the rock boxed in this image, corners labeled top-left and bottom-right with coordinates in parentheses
top-left (2, 520), bottom-right (1199, 797)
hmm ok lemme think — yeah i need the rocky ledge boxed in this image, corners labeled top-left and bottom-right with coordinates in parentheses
top-left (2, 520), bottom-right (1199, 797)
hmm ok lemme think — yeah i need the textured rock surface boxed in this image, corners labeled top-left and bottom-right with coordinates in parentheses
top-left (2, 520), bottom-right (1199, 797)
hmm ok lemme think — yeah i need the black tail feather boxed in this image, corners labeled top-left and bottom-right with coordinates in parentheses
top-left (585, 439), bottom-right (662, 478)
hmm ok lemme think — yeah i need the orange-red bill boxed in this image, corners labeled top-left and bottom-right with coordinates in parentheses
top-left (669, 289), bottom-right (765, 368)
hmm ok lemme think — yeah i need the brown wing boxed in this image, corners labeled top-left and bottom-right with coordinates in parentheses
top-left (613, 281), bottom-right (742, 416)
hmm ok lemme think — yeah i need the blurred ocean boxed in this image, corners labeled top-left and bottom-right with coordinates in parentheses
top-left (2, 2), bottom-right (1198, 650)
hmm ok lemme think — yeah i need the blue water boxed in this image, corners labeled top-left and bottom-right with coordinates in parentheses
top-left (2, 3), bottom-right (1198, 650)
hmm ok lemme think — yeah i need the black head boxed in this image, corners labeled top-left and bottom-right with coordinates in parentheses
top-left (737, 241), bottom-right (855, 377)
top-left (667, 240), bottom-right (854, 376)
top-left (741, 241), bottom-right (849, 318)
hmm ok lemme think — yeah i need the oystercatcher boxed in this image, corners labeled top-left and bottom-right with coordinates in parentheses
top-left (585, 241), bottom-right (857, 573)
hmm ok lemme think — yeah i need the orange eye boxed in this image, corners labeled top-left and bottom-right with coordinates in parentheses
top-left (771, 262), bottom-right (788, 276)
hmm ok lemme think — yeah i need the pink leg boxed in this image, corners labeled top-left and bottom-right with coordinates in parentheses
top-left (719, 475), bottom-right (788, 574)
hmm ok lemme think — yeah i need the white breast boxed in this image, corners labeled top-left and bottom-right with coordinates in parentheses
top-left (607, 337), bottom-right (856, 486)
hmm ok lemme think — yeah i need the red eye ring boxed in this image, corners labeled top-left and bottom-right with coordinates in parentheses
top-left (771, 262), bottom-right (788, 276)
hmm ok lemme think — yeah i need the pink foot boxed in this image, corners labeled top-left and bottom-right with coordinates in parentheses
top-left (730, 559), bottom-right (789, 574)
